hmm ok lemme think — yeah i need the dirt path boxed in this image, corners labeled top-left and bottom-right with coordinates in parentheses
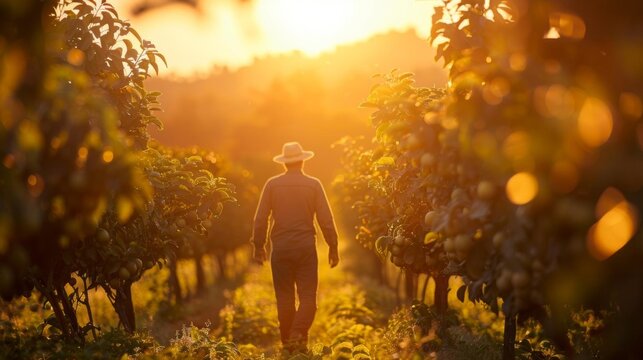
top-left (218, 245), bottom-right (398, 359)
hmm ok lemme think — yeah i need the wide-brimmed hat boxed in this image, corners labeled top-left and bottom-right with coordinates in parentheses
top-left (273, 142), bottom-right (315, 163)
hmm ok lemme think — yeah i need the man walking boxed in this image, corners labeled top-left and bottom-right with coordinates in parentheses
top-left (251, 141), bottom-right (340, 353)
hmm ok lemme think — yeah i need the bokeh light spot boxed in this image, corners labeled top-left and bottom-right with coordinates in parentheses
top-left (27, 174), bottom-right (44, 197)
top-left (549, 12), bottom-right (586, 39)
top-left (506, 172), bottom-right (538, 205)
top-left (587, 191), bottom-right (638, 261)
top-left (482, 77), bottom-right (510, 105)
top-left (102, 150), bottom-right (114, 163)
top-left (578, 97), bottom-right (613, 147)
top-left (66, 48), bottom-right (85, 66)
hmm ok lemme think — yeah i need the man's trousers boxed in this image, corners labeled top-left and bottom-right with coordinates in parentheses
top-left (270, 245), bottom-right (318, 345)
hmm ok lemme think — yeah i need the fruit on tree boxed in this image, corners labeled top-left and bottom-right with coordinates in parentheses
top-left (424, 211), bottom-right (438, 228)
top-left (443, 238), bottom-right (455, 253)
top-left (420, 153), bottom-right (436, 168)
top-left (96, 228), bottom-right (110, 243)
top-left (126, 261), bottom-right (138, 275)
top-left (394, 234), bottom-right (406, 246)
top-left (454, 234), bottom-right (473, 252)
top-left (109, 278), bottom-right (121, 289)
top-left (496, 270), bottom-right (512, 294)
top-left (118, 267), bottom-right (130, 281)
top-left (511, 271), bottom-right (530, 289)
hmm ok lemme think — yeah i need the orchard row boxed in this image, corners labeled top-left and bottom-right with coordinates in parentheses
top-left (0, 0), bottom-right (255, 343)
top-left (335, 0), bottom-right (643, 358)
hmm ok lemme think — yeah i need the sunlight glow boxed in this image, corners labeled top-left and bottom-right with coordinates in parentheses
top-left (257, 0), bottom-right (358, 55)
top-left (112, 0), bottom-right (439, 75)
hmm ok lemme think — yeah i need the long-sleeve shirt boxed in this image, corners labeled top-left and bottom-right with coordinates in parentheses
top-left (251, 169), bottom-right (338, 252)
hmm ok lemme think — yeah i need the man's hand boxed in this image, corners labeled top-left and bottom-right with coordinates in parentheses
top-left (329, 249), bottom-right (340, 268)
top-left (253, 247), bottom-right (267, 265)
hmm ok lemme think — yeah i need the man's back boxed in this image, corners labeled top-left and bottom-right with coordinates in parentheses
top-left (252, 169), bottom-right (337, 251)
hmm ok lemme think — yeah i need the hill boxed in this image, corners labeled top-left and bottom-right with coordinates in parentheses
top-left (147, 29), bottom-right (447, 183)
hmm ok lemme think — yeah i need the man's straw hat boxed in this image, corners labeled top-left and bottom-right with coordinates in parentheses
top-left (273, 142), bottom-right (315, 164)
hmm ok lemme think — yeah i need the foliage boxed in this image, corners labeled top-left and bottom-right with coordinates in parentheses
top-left (336, 0), bottom-right (643, 358)
top-left (0, 0), bottom-right (236, 344)
top-left (219, 270), bottom-right (280, 346)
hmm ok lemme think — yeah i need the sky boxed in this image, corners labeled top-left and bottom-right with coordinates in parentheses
top-left (111, 0), bottom-right (440, 76)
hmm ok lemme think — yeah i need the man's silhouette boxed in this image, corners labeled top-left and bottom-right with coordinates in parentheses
top-left (251, 142), bottom-right (339, 353)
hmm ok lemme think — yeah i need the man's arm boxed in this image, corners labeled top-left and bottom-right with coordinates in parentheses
top-left (251, 180), bottom-right (271, 261)
top-left (315, 180), bottom-right (339, 267)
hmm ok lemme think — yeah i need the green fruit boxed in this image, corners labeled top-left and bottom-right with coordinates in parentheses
top-left (451, 188), bottom-right (468, 202)
top-left (96, 228), bottom-right (110, 242)
top-left (406, 133), bottom-right (422, 150)
top-left (176, 218), bottom-right (187, 228)
top-left (492, 233), bottom-right (504, 248)
top-left (454, 234), bottom-right (473, 252)
top-left (394, 235), bottom-right (406, 246)
top-left (420, 153), bottom-right (436, 168)
top-left (443, 238), bottom-right (455, 253)
top-left (424, 211), bottom-right (438, 228)
top-left (511, 271), bottom-right (530, 289)
top-left (391, 245), bottom-right (403, 256)
top-left (126, 261), bottom-right (138, 275)
top-left (477, 181), bottom-right (496, 200)
top-left (109, 278), bottom-right (121, 288)
top-left (145, 261), bottom-right (154, 269)
top-left (118, 267), bottom-right (130, 280)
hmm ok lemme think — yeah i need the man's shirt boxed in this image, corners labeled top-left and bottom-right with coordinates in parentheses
top-left (251, 169), bottom-right (338, 252)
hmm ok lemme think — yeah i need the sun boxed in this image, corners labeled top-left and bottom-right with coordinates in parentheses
top-left (256, 0), bottom-right (361, 55)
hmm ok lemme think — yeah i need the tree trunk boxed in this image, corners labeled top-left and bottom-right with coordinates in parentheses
top-left (215, 252), bottom-right (227, 280)
top-left (55, 282), bottom-right (81, 342)
top-left (434, 274), bottom-right (449, 314)
top-left (41, 286), bottom-right (72, 340)
top-left (114, 283), bottom-right (136, 333)
top-left (395, 270), bottom-right (402, 307)
top-left (82, 276), bottom-right (98, 340)
top-left (503, 313), bottom-right (517, 360)
top-left (168, 258), bottom-right (182, 304)
top-left (194, 253), bottom-right (206, 293)
top-left (421, 275), bottom-right (430, 303)
top-left (404, 269), bottom-right (415, 302)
